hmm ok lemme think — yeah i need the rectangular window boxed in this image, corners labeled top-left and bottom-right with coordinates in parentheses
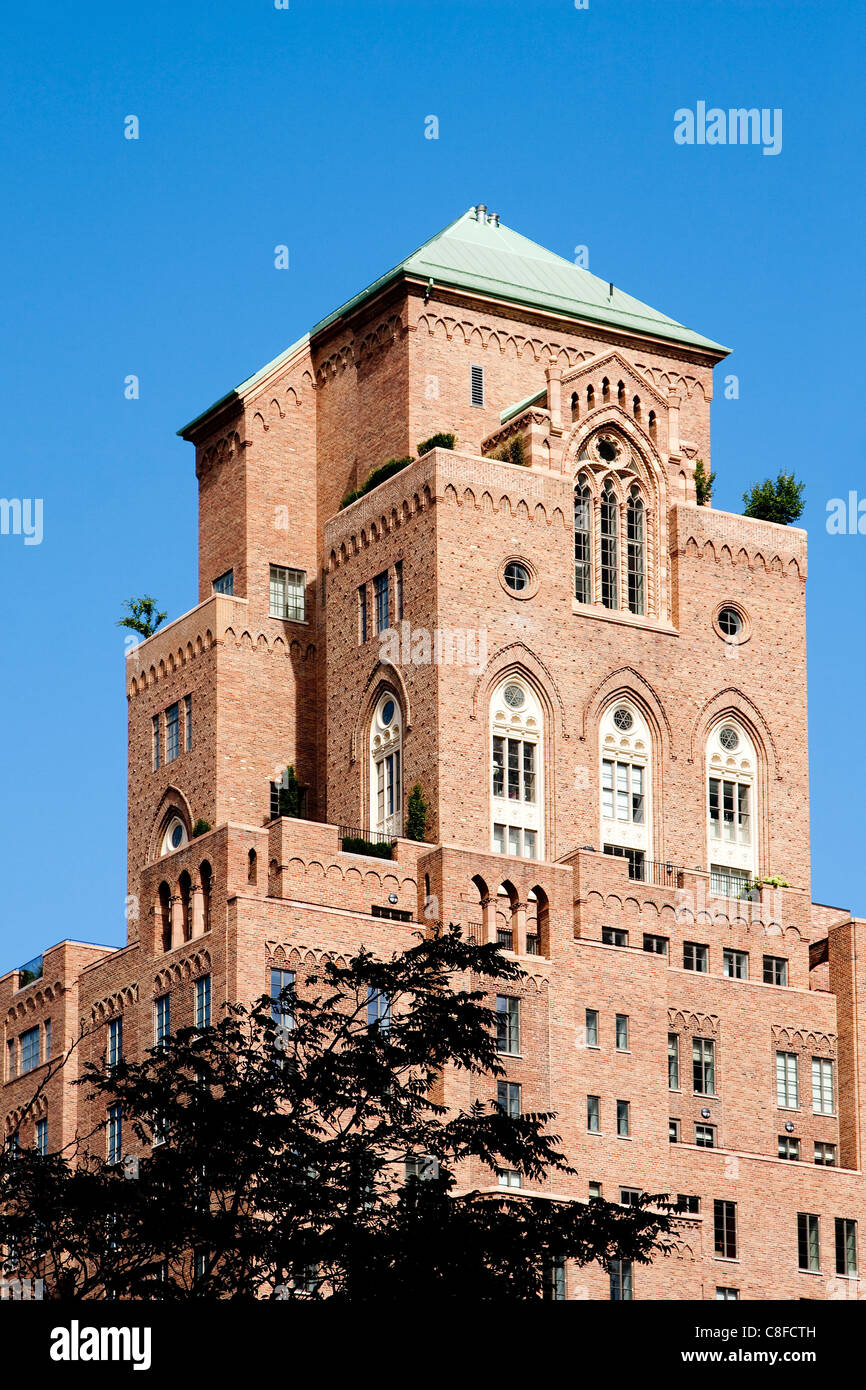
top-left (723, 948), bottom-right (749, 980)
top-left (603, 843), bottom-right (646, 881)
top-left (683, 942), bottom-right (709, 973)
top-left (715, 1287), bottom-right (739, 1301)
top-left (373, 571), bottom-right (389, 633)
top-left (643, 933), bottom-right (669, 957)
top-left (677, 1195), bottom-right (700, 1214)
top-left (492, 736), bottom-right (505, 798)
top-left (714, 1200), bottom-right (737, 1259)
top-left (184, 694), bottom-right (192, 752)
top-left (585, 1008), bottom-right (599, 1047)
top-left (620, 1188), bottom-right (641, 1207)
top-left (496, 996), bottom-right (520, 1055)
top-left (695, 1124), bottom-right (716, 1148)
top-left (812, 1057), bottom-right (835, 1115)
top-left (154, 995), bottom-right (170, 1049)
top-left (587, 1095), bottom-right (600, 1133)
top-left (763, 955), bottom-right (788, 986)
top-left (669, 1118), bottom-right (680, 1143)
top-left (394, 561), bottom-right (403, 621)
top-left (152, 713), bottom-right (161, 770)
top-left (108, 1017), bottom-right (122, 1070)
top-left (601, 925), bottom-right (628, 947)
top-left (589, 1181), bottom-right (603, 1199)
top-left (43, 1019), bottom-right (51, 1062)
top-left (35, 1117), bottom-right (48, 1157)
top-left (814, 1142), bottom-right (837, 1167)
top-left (497, 1168), bottom-right (521, 1189)
top-left (195, 975), bottom-right (211, 1029)
top-left (19, 1027), bottom-right (40, 1074)
top-left (497, 1081), bottom-right (521, 1118)
top-left (668, 1033), bottom-right (680, 1090)
top-left (602, 760), bottom-right (644, 825)
top-left (6, 1039), bottom-right (15, 1081)
top-left (270, 969), bottom-right (295, 1040)
top-left (692, 1037), bottom-right (716, 1096)
top-left (615, 1014), bottom-right (629, 1051)
top-left (470, 363), bottom-right (485, 407)
top-left (835, 1218), bottom-right (858, 1277)
top-left (543, 1259), bottom-right (566, 1301)
top-left (107, 1105), bottom-right (122, 1165)
top-left (778, 1135), bottom-right (801, 1160)
top-left (709, 779), bottom-right (751, 846)
top-left (609, 1258), bottom-right (633, 1301)
top-left (798, 1213), bottom-right (820, 1272)
top-left (710, 864), bottom-right (751, 899)
top-left (165, 702), bottom-right (180, 763)
top-left (358, 584), bottom-right (368, 643)
top-left (367, 987), bottom-right (391, 1032)
top-left (616, 1099), bottom-right (630, 1137)
top-left (269, 565), bottom-right (306, 622)
top-left (776, 1050), bottom-right (798, 1109)
top-left (212, 569), bottom-right (234, 596)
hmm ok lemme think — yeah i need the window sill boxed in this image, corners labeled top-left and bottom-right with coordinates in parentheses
top-left (571, 601), bottom-right (679, 637)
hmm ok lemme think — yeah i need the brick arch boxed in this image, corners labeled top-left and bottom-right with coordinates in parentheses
top-left (147, 786), bottom-right (195, 865)
top-left (691, 690), bottom-right (779, 880)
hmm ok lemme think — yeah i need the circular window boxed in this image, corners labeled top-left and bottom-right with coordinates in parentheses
top-left (381, 698), bottom-right (396, 726)
top-left (161, 816), bottom-right (188, 856)
top-left (719, 726), bottom-right (740, 752)
top-left (171, 823), bottom-right (184, 849)
top-left (717, 606), bottom-right (743, 638)
top-left (613, 707), bottom-right (634, 732)
top-left (504, 561), bottom-right (530, 592)
top-left (504, 684), bottom-right (525, 709)
top-left (598, 438), bottom-right (618, 462)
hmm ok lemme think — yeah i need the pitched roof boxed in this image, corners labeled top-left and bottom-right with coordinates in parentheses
top-left (179, 207), bottom-right (727, 436)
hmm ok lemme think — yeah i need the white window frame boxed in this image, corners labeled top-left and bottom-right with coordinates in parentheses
top-left (269, 565), bottom-right (306, 623)
top-left (490, 678), bottom-right (543, 860)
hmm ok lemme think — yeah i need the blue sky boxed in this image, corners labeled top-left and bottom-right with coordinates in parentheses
top-left (1, 0), bottom-right (863, 969)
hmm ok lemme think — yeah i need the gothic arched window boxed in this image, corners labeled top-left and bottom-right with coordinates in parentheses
top-left (706, 721), bottom-right (757, 897)
top-left (490, 678), bottom-right (543, 861)
top-left (600, 482), bottom-right (619, 610)
top-left (370, 692), bottom-right (402, 836)
top-left (600, 701), bottom-right (652, 879)
top-left (574, 474), bottom-right (593, 604)
top-left (626, 486), bottom-right (645, 616)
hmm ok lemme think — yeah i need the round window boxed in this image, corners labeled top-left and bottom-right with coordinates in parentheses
top-left (170, 823), bottom-right (184, 849)
top-left (717, 606), bottom-right (743, 638)
top-left (381, 698), bottom-right (396, 726)
top-left (504, 561), bottom-right (530, 592)
top-left (613, 707), bottom-right (634, 732)
top-left (504, 684), bottom-right (525, 709)
top-left (598, 438), bottom-right (618, 462)
top-left (719, 726), bottom-right (740, 752)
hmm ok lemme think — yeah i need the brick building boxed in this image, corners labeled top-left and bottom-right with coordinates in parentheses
top-left (3, 205), bottom-right (864, 1300)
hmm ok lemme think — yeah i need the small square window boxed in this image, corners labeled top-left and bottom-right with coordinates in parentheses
top-left (676, 1194), bottom-right (700, 1214)
top-left (643, 933), bottom-right (669, 957)
top-left (723, 948), bottom-right (748, 980)
top-left (695, 1123), bottom-right (716, 1148)
top-left (814, 1142), bottom-right (837, 1167)
top-left (588, 1181), bottom-right (603, 1199)
top-left (620, 1187), bottom-right (640, 1207)
top-left (269, 565), bottom-right (306, 622)
top-left (763, 955), bottom-right (788, 986)
top-left (683, 941), bottom-right (709, 973)
top-left (212, 569), bottom-right (234, 596)
top-left (497, 1168), bottom-right (521, 1189)
top-left (778, 1135), bottom-right (801, 1161)
top-left (602, 926), bottom-right (628, 947)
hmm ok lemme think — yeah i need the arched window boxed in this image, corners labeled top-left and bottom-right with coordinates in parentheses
top-left (602, 377), bottom-right (610, 403)
top-left (495, 882), bottom-right (517, 950)
top-left (248, 849), bottom-right (257, 884)
top-left (490, 677), bottom-right (543, 860)
top-left (157, 882), bottom-right (171, 953)
top-left (586, 384), bottom-right (595, 412)
top-left (199, 861), bottom-right (212, 933)
top-left (632, 396), bottom-right (641, 421)
top-left (600, 482), bottom-right (619, 610)
top-left (617, 380), bottom-right (626, 407)
top-left (370, 692), bottom-right (402, 836)
top-left (571, 391), bottom-right (580, 421)
top-left (528, 886), bottom-right (549, 956)
top-left (626, 486), bottom-right (645, 616)
top-left (600, 701), bottom-right (651, 878)
top-left (648, 410), bottom-right (657, 439)
top-left (706, 722), bottom-right (757, 896)
top-left (574, 474), bottom-right (593, 604)
top-left (160, 813), bottom-right (188, 857)
top-left (178, 870), bottom-right (191, 943)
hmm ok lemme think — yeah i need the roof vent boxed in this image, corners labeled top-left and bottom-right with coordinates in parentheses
top-left (474, 203), bottom-right (488, 222)
top-left (488, 212), bottom-right (500, 227)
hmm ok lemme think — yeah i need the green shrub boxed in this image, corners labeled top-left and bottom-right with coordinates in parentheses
top-left (693, 458), bottom-right (716, 506)
top-left (490, 435), bottom-right (527, 467)
top-left (340, 836), bottom-right (394, 859)
top-left (417, 432), bottom-right (456, 456)
top-left (192, 819), bottom-right (211, 838)
top-left (405, 784), bottom-right (428, 842)
top-left (339, 457), bottom-right (415, 509)
top-left (742, 472), bottom-right (805, 526)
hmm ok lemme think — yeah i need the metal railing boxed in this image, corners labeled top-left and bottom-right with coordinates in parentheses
top-left (338, 825), bottom-right (396, 858)
top-left (466, 921), bottom-right (484, 944)
top-left (626, 858), bottom-right (684, 888)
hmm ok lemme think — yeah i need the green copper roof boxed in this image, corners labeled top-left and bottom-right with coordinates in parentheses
top-left (179, 207), bottom-right (726, 436)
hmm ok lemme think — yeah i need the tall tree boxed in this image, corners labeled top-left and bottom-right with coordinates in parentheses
top-left (116, 595), bottom-right (167, 640)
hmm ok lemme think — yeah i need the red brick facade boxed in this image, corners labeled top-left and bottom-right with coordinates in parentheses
top-left (3, 210), bottom-right (863, 1301)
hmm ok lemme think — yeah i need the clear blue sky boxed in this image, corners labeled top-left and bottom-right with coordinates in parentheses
top-left (1, 0), bottom-right (864, 970)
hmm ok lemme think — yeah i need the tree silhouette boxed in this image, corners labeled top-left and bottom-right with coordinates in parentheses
top-left (0, 930), bottom-right (673, 1299)
top-left (116, 595), bottom-right (167, 640)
